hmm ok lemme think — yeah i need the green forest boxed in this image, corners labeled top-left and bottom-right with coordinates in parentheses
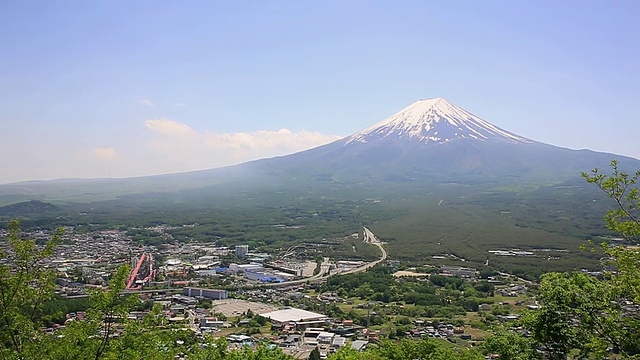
top-left (1, 162), bottom-right (639, 359)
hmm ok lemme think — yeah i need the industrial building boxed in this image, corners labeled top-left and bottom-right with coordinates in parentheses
top-left (229, 263), bottom-right (263, 273)
top-left (235, 245), bottom-right (249, 258)
top-left (440, 265), bottom-right (478, 278)
top-left (260, 308), bottom-right (327, 329)
top-left (182, 287), bottom-right (228, 300)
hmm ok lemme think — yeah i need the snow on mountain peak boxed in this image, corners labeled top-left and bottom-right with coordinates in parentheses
top-left (346, 98), bottom-right (532, 145)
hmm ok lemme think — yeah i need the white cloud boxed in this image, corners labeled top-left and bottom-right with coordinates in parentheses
top-left (92, 147), bottom-right (119, 160)
top-left (0, 119), bottom-right (342, 184)
top-left (142, 118), bottom-right (342, 172)
top-left (140, 99), bottom-right (154, 107)
top-left (145, 119), bottom-right (196, 137)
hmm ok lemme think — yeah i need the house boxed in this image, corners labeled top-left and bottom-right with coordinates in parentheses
top-left (331, 336), bottom-right (346, 349)
top-left (200, 317), bottom-right (224, 329)
top-left (351, 340), bottom-right (368, 352)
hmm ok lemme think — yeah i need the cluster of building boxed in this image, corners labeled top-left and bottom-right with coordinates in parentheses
top-left (6, 225), bottom-right (325, 295)
top-left (488, 250), bottom-right (534, 256)
top-left (405, 320), bottom-right (472, 340)
top-left (495, 283), bottom-right (528, 297)
top-left (440, 265), bottom-right (479, 278)
top-left (487, 248), bottom-right (568, 261)
top-left (2, 223), bottom-right (543, 359)
top-left (226, 262), bottom-right (298, 283)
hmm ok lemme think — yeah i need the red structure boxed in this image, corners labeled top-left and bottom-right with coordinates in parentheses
top-left (126, 253), bottom-right (156, 290)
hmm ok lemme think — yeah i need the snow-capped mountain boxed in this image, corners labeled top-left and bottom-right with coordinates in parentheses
top-left (3, 97), bottom-right (639, 205)
top-left (347, 97), bottom-right (532, 145)
top-left (254, 97), bottom-right (638, 185)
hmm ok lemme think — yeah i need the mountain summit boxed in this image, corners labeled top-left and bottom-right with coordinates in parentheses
top-left (2, 97), bottom-right (638, 205)
top-left (263, 97), bottom-right (637, 185)
top-left (347, 97), bottom-right (532, 145)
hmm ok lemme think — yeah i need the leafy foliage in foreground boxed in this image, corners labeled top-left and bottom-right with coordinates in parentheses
top-left (583, 160), bottom-right (640, 241)
top-left (328, 339), bottom-right (483, 360)
top-left (3, 161), bottom-right (640, 359)
top-left (0, 220), bottom-right (59, 357)
top-left (486, 161), bottom-right (640, 359)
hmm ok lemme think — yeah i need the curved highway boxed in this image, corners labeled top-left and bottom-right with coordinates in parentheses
top-left (262, 227), bottom-right (386, 287)
top-left (340, 227), bottom-right (387, 275)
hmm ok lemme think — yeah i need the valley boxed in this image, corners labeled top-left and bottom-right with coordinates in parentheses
top-left (0, 177), bottom-right (615, 280)
top-left (1, 98), bottom-right (638, 359)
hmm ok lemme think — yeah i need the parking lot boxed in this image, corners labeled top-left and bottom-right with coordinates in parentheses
top-left (211, 299), bottom-right (278, 317)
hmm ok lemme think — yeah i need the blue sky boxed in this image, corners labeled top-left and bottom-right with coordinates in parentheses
top-left (1, 1), bottom-right (639, 183)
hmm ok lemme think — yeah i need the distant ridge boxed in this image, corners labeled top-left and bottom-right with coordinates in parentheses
top-left (0, 200), bottom-right (59, 217)
top-left (1, 97), bottom-right (639, 204)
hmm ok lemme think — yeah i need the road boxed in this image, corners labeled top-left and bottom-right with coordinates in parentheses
top-left (340, 227), bottom-right (387, 275)
top-left (262, 257), bottom-right (331, 287)
top-left (186, 309), bottom-right (199, 333)
top-left (262, 227), bottom-right (386, 287)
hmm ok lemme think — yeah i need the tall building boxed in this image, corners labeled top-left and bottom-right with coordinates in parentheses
top-left (235, 245), bottom-right (248, 258)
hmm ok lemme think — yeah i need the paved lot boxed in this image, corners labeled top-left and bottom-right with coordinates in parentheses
top-left (211, 299), bottom-right (278, 317)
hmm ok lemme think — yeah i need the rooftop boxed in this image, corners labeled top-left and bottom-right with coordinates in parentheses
top-left (260, 308), bottom-right (326, 323)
